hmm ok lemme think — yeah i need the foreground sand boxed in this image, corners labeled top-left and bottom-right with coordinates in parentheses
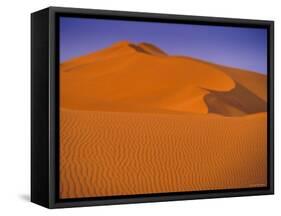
top-left (60, 109), bottom-right (267, 198)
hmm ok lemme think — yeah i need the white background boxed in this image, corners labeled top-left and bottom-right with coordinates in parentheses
top-left (0, 0), bottom-right (279, 215)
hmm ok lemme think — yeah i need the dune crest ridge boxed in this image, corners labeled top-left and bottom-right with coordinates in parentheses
top-left (60, 41), bottom-right (266, 116)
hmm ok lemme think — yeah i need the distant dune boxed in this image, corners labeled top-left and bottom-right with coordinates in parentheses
top-left (61, 41), bottom-right (266, 116)
top-left (60, 41), bottom-right (267, 198)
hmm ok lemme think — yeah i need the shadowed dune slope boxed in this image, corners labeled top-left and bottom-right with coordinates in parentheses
top-left (204, 64), bottom-right (267, 116)
top-left (217, 65), bottom-right (267, 101)
top-left (138, 42), bottom-right (167, 56)
top-left (60, 41), bottom-right (266, 116)
top-left (205, 82), bottom-right (266, 116)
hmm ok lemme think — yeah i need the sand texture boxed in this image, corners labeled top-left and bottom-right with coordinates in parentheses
top-left (60, 41), bottom-right (267, 198)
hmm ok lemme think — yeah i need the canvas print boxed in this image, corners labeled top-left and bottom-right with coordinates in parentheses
top-left (59, 17), bottom-right (267, 199)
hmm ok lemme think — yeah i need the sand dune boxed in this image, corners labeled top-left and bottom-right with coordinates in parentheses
top-left (59, 41), bottom-right (267, 198)
top-left (60, 109), bottom-right (267, 198)
top-left (205, 82), bottom-right (266, 116)
top-left (218, 65), bottom-right (267, 101)
top-left (137, 42), bottom-right (167, 56)
top-left (60, 41), bottom-right (266, 116)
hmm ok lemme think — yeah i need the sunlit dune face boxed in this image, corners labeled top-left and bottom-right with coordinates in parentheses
top-left (60, 41), bottom-right (266, 116)
top-left (59, 41), bottom-right (267, 199)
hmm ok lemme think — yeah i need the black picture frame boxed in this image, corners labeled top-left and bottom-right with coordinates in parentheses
top-left (31, 6), bottom-right (274, 208)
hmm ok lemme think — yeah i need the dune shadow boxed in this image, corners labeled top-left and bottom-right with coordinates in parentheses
top-left (204, 82), bottom-right (267, 116)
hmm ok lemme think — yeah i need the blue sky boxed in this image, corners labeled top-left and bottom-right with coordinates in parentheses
top-left (60, 17), bottom-right (267, 74)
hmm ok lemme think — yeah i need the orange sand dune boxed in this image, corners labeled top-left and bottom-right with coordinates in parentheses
top-left (59, 41), bottom-right (268, 198)
top-left (60, 109), bottom-right (267, 198)
top-left (137, 42), bottom-right (167, 56)
top-left (218, 65), bottom-right (267, 101)
top-left (60, 41), bottom-right (266, 116)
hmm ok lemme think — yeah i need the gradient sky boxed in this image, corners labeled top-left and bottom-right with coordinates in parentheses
top-left (60, 17), bottom-right (267, 74)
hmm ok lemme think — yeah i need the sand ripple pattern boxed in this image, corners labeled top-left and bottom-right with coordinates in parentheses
top-left (60, 109), bottom-right (267, 198)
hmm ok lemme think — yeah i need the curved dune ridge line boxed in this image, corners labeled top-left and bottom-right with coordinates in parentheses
top-left (60, 41), bottom-right (267, 116)
top-left (61, 40), bottom-right (267, 115)
top-left (59, 41), bottom-right (267, 198)
top-left (60, 109), bottom-right (267, 198)
top-left (137, 42), bottom-right (168, 56)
